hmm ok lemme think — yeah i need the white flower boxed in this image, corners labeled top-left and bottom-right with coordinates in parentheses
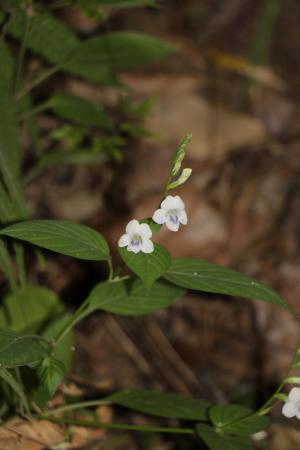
top-left (282, 387), bottom-right (300, 419)
top-left (118, 219), bottom-right (154, 254)
top-left (152, 195), bottom-right (187, 232)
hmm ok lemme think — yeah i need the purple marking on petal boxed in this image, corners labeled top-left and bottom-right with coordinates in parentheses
top-left (169, 215), bottom-right (178, 224)
top-left (131, 239), bottom-right (140, 247)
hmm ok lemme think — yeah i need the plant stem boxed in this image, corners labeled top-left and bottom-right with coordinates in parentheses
top-left (107, 258), bottom-right (114, 281)
top-left (13, 11), bottom-right (31, 94)
top-left (38, 415), bottom-right (195, 435)
top-left (13, 243), bottom-right (26, 287)
top-left (257, 340), bottom-right (300, 416)
top-left (15, 65), bottom-right (61, 102)
top-left (53, 295), bottom-right (92, 346)
top-left (44, 399), bottom-right (111, 415)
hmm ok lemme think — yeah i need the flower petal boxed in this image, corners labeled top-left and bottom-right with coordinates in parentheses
top-left (141, 239), bottom-right (154, 254)
top-left (173, 195), bottom-right (185, 209)
top-left (139, 223), bottom-right (152, 239)
top-left (296, 409), bottom-right (300, 420)
top-left (126, 219), bottom-right (140, 235)
top-left (118, 233), bottom-right (130, 247)
top-left (289, 387), bottom-right (300, 403)
top-left (166, 217), bottom-right (180, 232)
top-left (152, 208), bottom-right (167, 224)
top-left (161, 195), bottom-right (178, 210)
top-left (282, 402), bottom-right (296, 418)
top-left (128, 242), bottom-right (141, 253)
top-left (178, 209), bottom-right (187, 225)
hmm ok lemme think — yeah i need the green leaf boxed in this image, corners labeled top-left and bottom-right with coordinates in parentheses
top-left (0, 41), bottom-right (14, 96)
top-left (0, 42), bottom-right (27, 218)
top-left (38, 356), bottom-right (66, 396)
top-left (164, 258), bottom-right (287, 308)
top-left (0, 328), bottom-right (49, 368)
top-left (87, 279), bottom-right (185, 316)
top-left (42, 312), bottom-right (74, 372)
top-left (45, 94), bottom-right (112, 129)
top-left (119, 243), bottom-right (171, 289)
top-left (0, 220), bottom-right (110, 261)
top-left (196, 424), bottom-right (252, 450)
top-left (209, 405), bottom-right (268, 436)
top-left (10, 14), bottom-right (173, 84)
top-left (108, 389), bottom-right (210, 420)
top-left (9, 12), bottom-right (79, 67)
top-left (25, 150), bottom-right (109, 183)
top-left (67, 32), bottom-right (175, 82)
top-left (0, 285), bottom-right (64, 333)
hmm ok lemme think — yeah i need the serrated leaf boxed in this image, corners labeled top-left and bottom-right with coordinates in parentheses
top-left (209, 405), bottom-right (268, 436)
top-left (38, 357), bottom-right (66, 396)
top-left (119, 243), bottom-right (171, 289)
top-left (45, 94), bottom-right (112, 129)
top-left (0, 220), bottom-right (110, 261)
top-left (0, 328), bottom-right (49, 368)
top-left (87, 279), bottom-right (185, 315)
top-left (164, 258), bottom-right (287, 308)
top-left (196, 424), bottom-right (252, 450)
top-left (108, 389), bottom-right (210, 420)
top-left (9, 11), bottom-right (79, 66)
top-left (0, 285), bottom-right (64, 333)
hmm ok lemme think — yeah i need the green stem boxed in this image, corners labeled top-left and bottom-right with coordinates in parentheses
top-left (13, 242), bottom-right (26, 287)
top-left (53, 304), bottom-right (84, 346)
top-left (38, 415), bottom-right (195, 435)
top-left (107, 258), bottom-right (114, 281)
top-left (18, 101), bottom-right (50, 122)
top-left (44, 399), bottom-right (111, 415)
top-left (257, 340), bottom-right (300, 416)
top-left (15, 65), bottom-right (61, 102)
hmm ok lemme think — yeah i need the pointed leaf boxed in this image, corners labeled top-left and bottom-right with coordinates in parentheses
top-left (108, 389), bottom-right (210, 420)
top-left (0, 328), bottom-right (49, 368)
top-left (119, 243), bottom-right (171, 289)
top-left (67, 32), bottom-right (175, 83)
top-left (209, 404), bottom-right (268, 436)
top-left (0, 220), bottom-right (110, 261)
top-left (45, 94), bottom-right (112, 129)
top-left (38, 357), bottom-right (66, 396)
top-left (164, 258), bottom-right (287, 308)
top-left (87, 279), bottom-right (185, 316)
top-left (196, 424), bottom-right (252, 450)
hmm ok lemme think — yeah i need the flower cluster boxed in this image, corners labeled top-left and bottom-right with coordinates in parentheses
top-left (118, 195), bottom-right (187, 254)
